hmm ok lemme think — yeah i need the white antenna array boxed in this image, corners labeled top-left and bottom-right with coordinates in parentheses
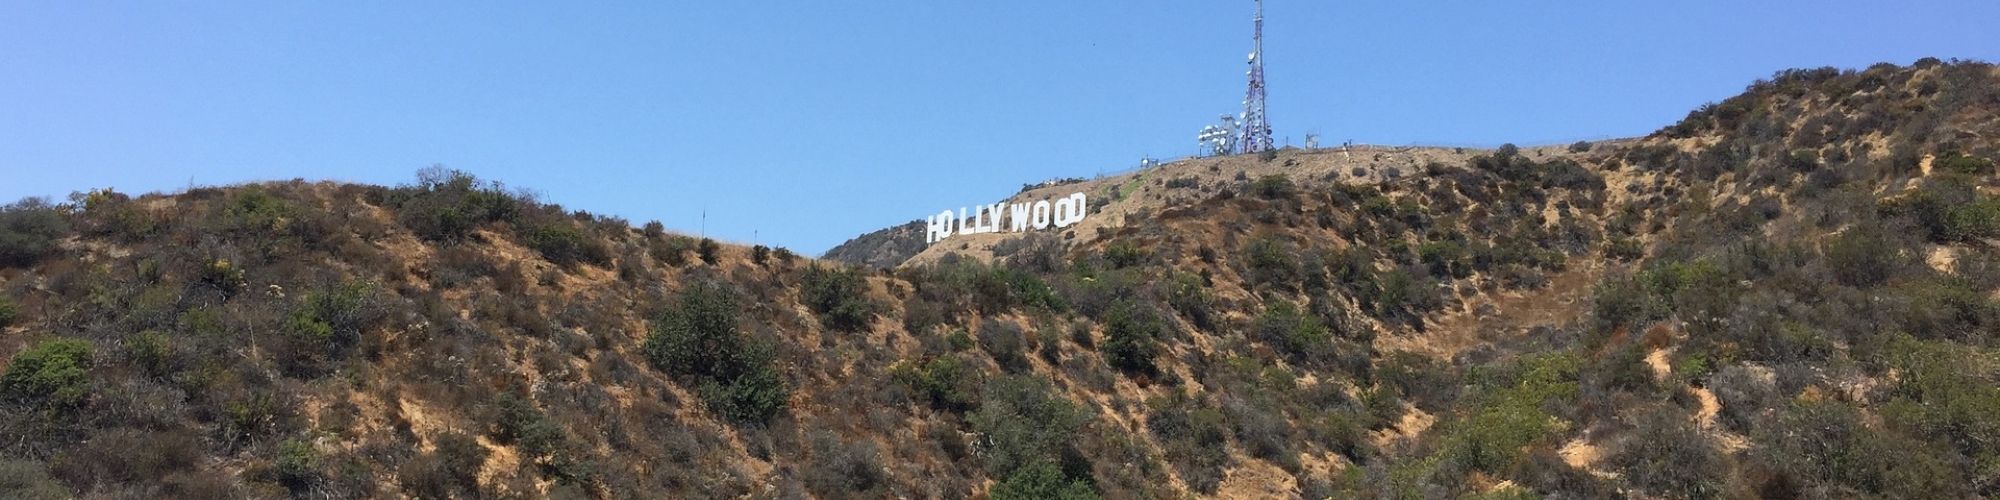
top-left (1198, 114), bottom-right (1239, 157)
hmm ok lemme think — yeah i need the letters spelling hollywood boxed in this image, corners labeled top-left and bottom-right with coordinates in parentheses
top-left (925, 192), bottom-right (1087, 244)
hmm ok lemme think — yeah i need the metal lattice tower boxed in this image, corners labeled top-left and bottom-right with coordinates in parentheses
top-left (1237, 0), bottom-right (1273, 155)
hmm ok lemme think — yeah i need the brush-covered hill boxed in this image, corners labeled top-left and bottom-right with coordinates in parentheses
top-left (822, 143), bottom-right (1601, 269)
top-left (2, 59), bottom-right (1999, 499)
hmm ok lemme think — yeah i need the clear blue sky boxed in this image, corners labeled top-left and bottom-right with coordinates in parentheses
top-left (5, 1), bottom-right (1997, 255)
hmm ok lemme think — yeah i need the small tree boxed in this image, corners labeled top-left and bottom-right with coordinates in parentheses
top-left (801, 264), bottom-right (875, 332)
top-left (972, 376), bottom-right (1090, 484)
top-left (1, 338), bottom-right (93, 408)
top-left (0, 197), bottom-right (69, 268)
top-left (1252, 174), bottom-right (1294, 199)
top-left (1101, 302), bottom-right (1162, 375)
top-left (642, 283), bottom-right (788, 423)
top-left (524, 222), bottom-right (607, 267)
top-left (695, 238), bottom-right (722, 265)
top-left (1826, 223), bottom-right (1897, 288)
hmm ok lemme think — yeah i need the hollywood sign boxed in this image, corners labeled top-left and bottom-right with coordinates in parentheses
top-left (926, 192), bottom-right (1089, 245)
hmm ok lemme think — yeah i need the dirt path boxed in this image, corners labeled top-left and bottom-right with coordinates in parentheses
top-left (1649, 348), bottom-right (1753, 454)
top-left (1370, 405), bottom-right (1436, 450)
top-left (1214, 459), bottom-right (1296, 500)
top-left (1558, 437), bottom-right (1604, 470)
top-left (1690, 385), bottom-right (1750, 453)
top-left (1645, 348), bottom-right (1672, 380)
top-left (1385, 263), bottom-right (1605, 360)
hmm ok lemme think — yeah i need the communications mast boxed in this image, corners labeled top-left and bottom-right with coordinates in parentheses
top-left (1237, 0), bottom-right (1274, 155)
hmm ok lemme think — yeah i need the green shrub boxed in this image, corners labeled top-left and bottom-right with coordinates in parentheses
top-left (524, 222), bottom-right (609, 267)
top-left (492, 393), bottom-right (565, 461)
top-left (1146, 393), bottom-right (1229, 493)
top-left (1590, 273), bottom-right (1662, 332)
top-left (274, 437), bottom-right (320, 493)
top-left (1783, 148), bottom-right (1822, 172)
top-left (127, 330), bottom-right (174, 378)
top-left (1936, 151), bottom-right (1995, 175)
top-left (1638, 259), bottom-right (1736, 336)
top-left (946, 329), bottom-right (975, 351)
top-left (1590, 340), bottom-right (1657, 393)
top-left (801, 264), bottom-right (875, 332)
top-left (1254, 300), bottom-right (1332, 364)
top-left (1709, 364), bottom-right (1777, 432)
top-left (1164, 272), bottom-right (1217, 330)
top-left (1882, 337), bottom-right (2000, 460)
top-left (1826, 223), bottom-right (1898, 287)
top-left (1101, 302), bottom-right (1161, 375)
top-left (979, 320), bottom-right (1031, 373)
top-left (391, 167), bottom-right (523, 242)
top-left (1418, 240), bottom-right (1470, 278)
top-left (642, 284), bottom-right (789, 423)
top-left (220, 393), bottom-right (291, 449)
top-left (645, 284), bottom-right (746, 378)
top-left (0, 295), bottom-right (17, 329)
top-left (907, 258), bottom-right (1066, 317)
top-left (399, 430), bottom-right (488, 499)
top-left (1102, 241), bottom-right (1148, 269)
top-left (1884, 178), bottom-right (2000, 243)
top-left (46, 428), bottom-right (204, 494)
top-left (1438, 352), bottom-right (1580, 474)
top-left (1376, 352), bottom-right (1459, 411)
top-left (1244, 236), bottom-right (1301, 290)
top-left (74, 189), bottom-right (161, 241)
top-left (1308, 411), bottom-right (1374, 462)
top-left (971, 375), bottom-right (1088, 481)
top-left (1037, 324), bottom-right (1062, 364)
top-left (696, 365), bottom-right (789, 424)
top-left (1568, 141), bottom-right (1592, 153)
top-left (1604, 237), bottom-right (1644, 261)
top-left (650, 235), bottom-right (694, 267)
top-left (0, 459), bottom-right (69, 499)
top-left (0, 338), bottom-right (93, 408)
top-left (1252, 174), bottom-right (1294, 199)
top-left (1948, 197), bottom-right (2000, 242)
top-left (217, 186), bottom-right (300, 236)
top-left (1368, 268), bottom-right (1439, 323)
top-left (198, 257), bottom-right (248, 297)
top-left (1221, 395), bottom-right (1294, 467)
top-left (890, 355), bottom-right (980, 412)
top-left (1544, 159), bottom-right (1605, 192)
top-left (0, 197), bottom-right (69, 268)
top-left (281, 280), bottom-right (381, 375)
top-left (990, 460), bottom-right (1098, 500)
top-left (697, 238), bottom-right (721, 265)
top-left (805, 431), bottom-right (884, 497)
top-left (1612, 409), bottom-right (1724, 498)
top-left (1757, 399), bottom-right (1964, 497)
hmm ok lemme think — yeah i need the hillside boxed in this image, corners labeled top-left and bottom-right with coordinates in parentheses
top-left (824, 144), bottom-right (1605, 269)
top-left (2, 59), bottom-right (1999, 499)
top-left (822, 220), bottom-right (925, 270)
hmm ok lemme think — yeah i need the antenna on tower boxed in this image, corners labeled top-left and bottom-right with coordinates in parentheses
top-left (1198, 114), bottom-right (1239, 157)
top-left (1238, 0), bottom-right (1274, 155)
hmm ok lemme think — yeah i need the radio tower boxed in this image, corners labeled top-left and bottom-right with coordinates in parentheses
top-left (1237, 0), bottom-right (1274, 155)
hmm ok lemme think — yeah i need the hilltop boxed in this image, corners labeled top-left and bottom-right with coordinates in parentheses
top-left (824, 143), bottom-right (1609, 269)
top-left (1, 59), bottom-right (1998, 499)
